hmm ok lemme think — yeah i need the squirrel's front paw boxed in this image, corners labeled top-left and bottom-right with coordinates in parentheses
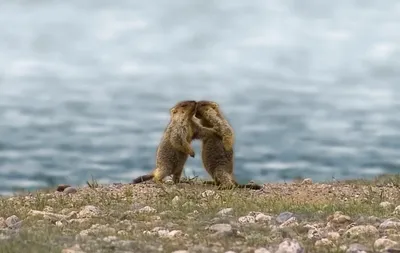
top-left (222, 137), bottom-right (233, 151)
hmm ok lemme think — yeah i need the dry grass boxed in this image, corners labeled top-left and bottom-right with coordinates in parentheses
top-left (0, 174), bottom-right (400, 253)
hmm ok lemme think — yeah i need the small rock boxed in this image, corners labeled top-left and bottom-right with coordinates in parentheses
top-left (315, 238), bottom-right (334, 247)
top-left (355, 216), bottom-right (381, 227)
top-left (182, 201), bottom-right (195, 208)
top-left (131, 203), bottom-right (145, 211)
top-left (56, 220), bottom-right (65, 227)
top-left (276, 212), bottom-right (294, 224)
top-left (156, 229), bottom-right (170, 237)
top-left (374, 238), bottom-right (399, 251)
top-left (336, 215), bottom-right (352, 224)
top-left (217, 208), bottom-right (233, 216)
top-left (379, 218), bottom-right (400, 230)
top-left (168, 230), bottom-right (184, 238)
top-left (344, 225), bottom-right (379, 239)
top-left (5, 215), bottom-right (21, 229)
top-left (276, 238), bottom-right (305, 253)
top-left (61, 244), bottom-right (85, 253)
top-left (164, 179), bottom-right (174, 184)
top-left (393, 205), bottom-right (400, 215)
top-left (307, 228), bottom-right (322, 240)
top-left (254, 248), bottom-right (271, 253)
top-left (171, 196), bottom-right (180, 205)
top-left (346, 243), bottom-right (369, 253)
top-left (57, 184), bottom-right (71, 192)
top-left (43, 206), bottom-right (54, 212)
top-left (327, 211), bottom-right (352, 225)
top-left (255, 213), bottom-right (273, 223)
top-left (279, 217), bottom-right (298, 228)
top-left (77, 206), bottom-right (100, 218)
top-left (0, 217), bottom-right (6, 229)
top-left (64, 187), bottom-right (77, 194)
top-left (379, 201), bottom-right (393, 210)
top-left (69, 218), bottom-right (89, 224)
top-left (60, 208), bottom-right (73, 215)
top-left (207, 223), bottom-right (238, 238)
top-left (201, 190), bottom-right (215, 198)
top-left (117, 230), bottom-right (128, 236)
top-left (171, 251), bottom-right (189, 253)
top-left (327, 231), bottom-right (340, 241)
top-left (238, 215), bottom-right (256, 223)
top-left (103, 236), bottom-right (118, 243)
top-left (301, 178), bottom-right (313, 185)
top-left (136, 206), bottom-right (157, 214)
top-left (208, 224), bottom-right (232, 233)
top-left (0, 234), bottom-right (10, 240)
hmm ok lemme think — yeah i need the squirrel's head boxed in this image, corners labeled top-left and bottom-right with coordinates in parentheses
top-left (170, 100), bottom-right (197, 117)
top-left (195, 100), bottom-right (219, 118)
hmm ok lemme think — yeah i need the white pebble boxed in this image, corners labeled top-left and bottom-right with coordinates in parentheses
top-left (238, 215), bottom-right (256, 223)
top-left (217, 208), bottom-right (233, 216)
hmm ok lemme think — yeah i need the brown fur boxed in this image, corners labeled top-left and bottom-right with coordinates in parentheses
top-left (195, 100), bottom-right (262, 190)
top-left (132, 100), bottom-right (218, 185)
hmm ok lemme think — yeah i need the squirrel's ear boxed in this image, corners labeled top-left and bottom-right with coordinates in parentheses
top-left (210, 102), bottom-right (219, 109)
top-left (170, 107), bottom-right (177, 114)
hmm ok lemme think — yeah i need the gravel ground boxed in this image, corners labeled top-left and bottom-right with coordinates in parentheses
top-left (1, 175), bottom-right (400, 253)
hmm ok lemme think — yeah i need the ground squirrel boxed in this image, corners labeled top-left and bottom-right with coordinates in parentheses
top-left (195, 100), bottom-right (262, 190)
top-left (132, 100), bottom-right (219, 185)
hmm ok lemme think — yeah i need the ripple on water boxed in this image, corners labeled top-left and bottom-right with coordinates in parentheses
top-left (1, 0), bottom-right (400, 194)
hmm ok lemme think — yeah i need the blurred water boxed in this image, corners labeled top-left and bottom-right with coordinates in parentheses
top-left (1, 0), bottom-right (400, 195)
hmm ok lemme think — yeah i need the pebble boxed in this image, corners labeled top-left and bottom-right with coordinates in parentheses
top-left (344, 225), bottom-right (379, 239)
top-left (5, 215), bottom-right (21, 229)
top-left (379, 201), bottom-right (393, 209)
top-left (77, 206), bottom-right (100, 218)
top-left (208, 223), bottom-right (232, 233)
top-left (279, 217), bottom-right (298, 228)
top-left (136, 206), bottom-right (157, 214)
top-left (0, 234), bottom-right (10, 240)
top-left (315, 238), bottom-right (334, 247)
top-left (346, 243), bottom-right (369, 253)
top-left (201, 190), bottom-right (216, 198)
top-left (171, 196), bottom-right (180, 205)
top-left (217, 208), bottom-right (234, 216)
top-left (103, 236), bottom-right (118, 242)
top-left (238, 215), bottom-right (256, 224)
top-left (56, 220), bottom-right (65, 227)
top-left (327, 231), bottom-right (340, 241)
top-left (56, 184), bottom-right (71, 192)
top-left (374, 238), bottom-right (399, 250)
top-left (301, 178), bottom-right (313, 185)
top-left (328, 211), bottom-right (352, 226)
top-left (0, 217), bottom-right (6, 229)
top-left (379, 218), bottom-right (400, 230)
top-left (168, 230), bottom-right (184, 238)
top-left (255, 213), bottom-right (273, 223)
top-left (171, 251), bottom-right (189, 253)
top-left (307, 228), bottom-right (322, 240)
top-left (43, 206), bottom-right (54, 212)
top-left (78, 224), bottom-right (116, 239)
top-left (254, 248), bottom-right (271, 253)
top-left (64, 187), bottom-right (78, 194)
top-left (393, 205), bottom-right (400, 215)
top-left (61, 244), bottom-right (86, 253)
top-left (276, 239), bottom-right (305, 253)
top-left (276, 212), bottom-right (294, 224)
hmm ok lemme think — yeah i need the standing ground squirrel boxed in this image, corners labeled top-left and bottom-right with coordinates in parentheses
top-left (132, 100), bottom-right (219, 185)
top-left (195, 100), bottom-right (262, 190)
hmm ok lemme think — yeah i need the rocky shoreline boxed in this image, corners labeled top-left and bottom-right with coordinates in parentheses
top-left (1, 175), bottom-right (400, 253)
